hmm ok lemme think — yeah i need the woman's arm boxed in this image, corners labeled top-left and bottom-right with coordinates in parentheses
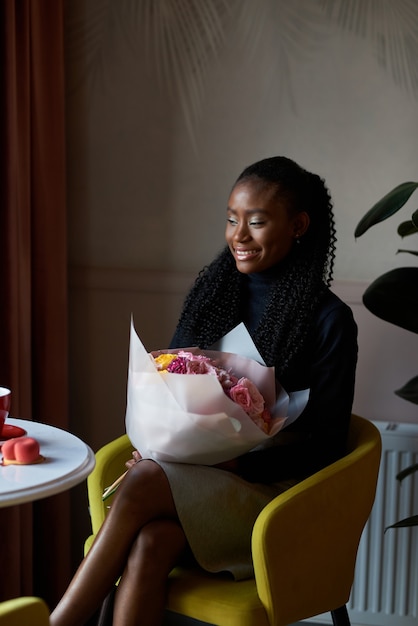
top-left (237, 298), bottom-right (358, 483)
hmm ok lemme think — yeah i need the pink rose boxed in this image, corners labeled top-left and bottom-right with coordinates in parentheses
top-left (215, 367), bottom-right (238, 391)
top-left (178, 351), bottom-right (210, 363)
top-left (229, 377), bottom-right (265, 418)
top-left (172, 352), bottom-right (210, 375)
top-left (186, 359), bottom-right (212, 375)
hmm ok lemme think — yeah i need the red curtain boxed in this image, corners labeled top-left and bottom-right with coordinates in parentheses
top-left (0, 0), bottom-right (70, 608)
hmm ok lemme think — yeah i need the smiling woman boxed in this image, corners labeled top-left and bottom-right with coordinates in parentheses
top-left (50, 156), bottom-right (358, 626)
top-left (172, 156), bottom-right (340, 371)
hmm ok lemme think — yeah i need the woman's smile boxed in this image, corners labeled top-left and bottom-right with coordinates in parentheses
top-left (233, 247), bottom-right (260, 261)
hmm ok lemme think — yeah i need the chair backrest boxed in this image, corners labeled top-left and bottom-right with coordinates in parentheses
top-left (252, 414), bottom-right (382, 626)
top-left (0, 597), bottom-right (50, 625)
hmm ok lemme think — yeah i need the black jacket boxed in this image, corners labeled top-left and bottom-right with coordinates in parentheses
top-left (171, 288), bottom-right (358, 483)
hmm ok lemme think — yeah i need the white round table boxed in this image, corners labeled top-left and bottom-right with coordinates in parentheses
top-left (0, 418), bottom-right (95, 507)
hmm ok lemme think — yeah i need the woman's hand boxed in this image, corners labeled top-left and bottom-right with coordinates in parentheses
top-left (125, 449), bottom-right (142, 469)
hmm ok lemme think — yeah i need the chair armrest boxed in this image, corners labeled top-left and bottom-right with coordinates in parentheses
top-left (252, 420), bottom-right (381, 625)
top-left (0, 597), bottom-right (50, 625)
top-left (87, 434), bottom-right (134, 534)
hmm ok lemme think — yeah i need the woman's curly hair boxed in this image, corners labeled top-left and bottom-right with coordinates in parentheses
top-left (173, 156), bottom-right (336, 375)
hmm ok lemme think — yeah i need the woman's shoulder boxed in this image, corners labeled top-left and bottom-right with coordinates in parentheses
top-left (318, 287), bottom-right (354, 314)
top-left (297, 288), bottom-right (358, 370)
top-left (314, 288), bottom-right (357, 332)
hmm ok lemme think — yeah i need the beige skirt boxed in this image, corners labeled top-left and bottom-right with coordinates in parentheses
top-left (157, 461), bottom-right (294, 581)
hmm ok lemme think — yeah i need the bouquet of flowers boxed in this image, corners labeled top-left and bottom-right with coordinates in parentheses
top-left (154, 351), bottom-right (272, 434)
top-left (125, 320), bottom-right (308, 466)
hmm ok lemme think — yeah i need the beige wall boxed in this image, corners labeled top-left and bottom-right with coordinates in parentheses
top-left (66, 1), bottom-right (418, 451)
top-left (65, 0), bottom-right (418, 568)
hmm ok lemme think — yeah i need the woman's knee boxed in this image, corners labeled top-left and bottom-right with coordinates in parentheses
top-left (123, 459), bottom-right (162, 489)
top-left (130, 520), bottom-right (187, 572)
top-left (116, 460), bottom-right (171, 510)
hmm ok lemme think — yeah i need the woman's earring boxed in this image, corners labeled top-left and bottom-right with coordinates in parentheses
top-left (295, 235), bottom-right (301, 244)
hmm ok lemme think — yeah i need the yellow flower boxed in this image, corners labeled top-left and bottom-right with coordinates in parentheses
top-left (154, 353), bottom-right (178, 370)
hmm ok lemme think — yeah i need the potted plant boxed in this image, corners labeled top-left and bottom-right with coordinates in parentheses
top-left (355, 181), bottom-right (418, 528)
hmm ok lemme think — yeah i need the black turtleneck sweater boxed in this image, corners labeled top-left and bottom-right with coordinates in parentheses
top-left (241, 270), bottom-right (275, 335)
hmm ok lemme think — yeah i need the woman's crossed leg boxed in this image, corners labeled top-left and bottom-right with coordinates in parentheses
top-left (50, 460), bottom-right (187, 626)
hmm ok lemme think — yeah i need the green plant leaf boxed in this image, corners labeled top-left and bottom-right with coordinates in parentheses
top-left (354, 182), bottom-right (418, 238)
top-left (396, 249), bottom-right (418, 256)
top-left (385, 515), bottom-right (418, 531)
top-left (397, 463), bottom-right (418, 482)
top-left (412, 209), bottom-right (418, 227)
top-left (395, 376), bottom-right (418, 405)
top-left (362, 267), bottom-right (418, 334)
top-left (397, 220), bottom-right (418, 237)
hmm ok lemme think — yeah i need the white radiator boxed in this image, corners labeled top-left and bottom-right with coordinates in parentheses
top-left (307, 420), bottom-right (418, 626)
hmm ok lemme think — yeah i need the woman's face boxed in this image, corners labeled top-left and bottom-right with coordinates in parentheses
top-left (225, 181), bottom-right (309, 274)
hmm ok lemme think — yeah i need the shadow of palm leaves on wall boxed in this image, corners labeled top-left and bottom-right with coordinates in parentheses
top-left (64, 0), bottom-right (325, 147)
top-left (65, 0), bottom-right (418, 146)
top-left (65, 0), bottom-right (232, 147)
top-left (320, 0), bottom-right (418, 99)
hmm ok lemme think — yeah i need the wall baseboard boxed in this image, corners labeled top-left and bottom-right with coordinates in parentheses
top-left (69, 266), bottom-right (196, 295)
top-left (69, 266), bottom-right (368, 301)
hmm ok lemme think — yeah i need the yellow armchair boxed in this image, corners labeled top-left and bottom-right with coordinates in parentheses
top-left (86, 414), bottom-right (381, 626)
top-left (0, 597), bottom-right (50, 625)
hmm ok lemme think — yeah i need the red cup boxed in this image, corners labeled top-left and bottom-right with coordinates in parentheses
top-left (0, 387), bottom-right (11, 434)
